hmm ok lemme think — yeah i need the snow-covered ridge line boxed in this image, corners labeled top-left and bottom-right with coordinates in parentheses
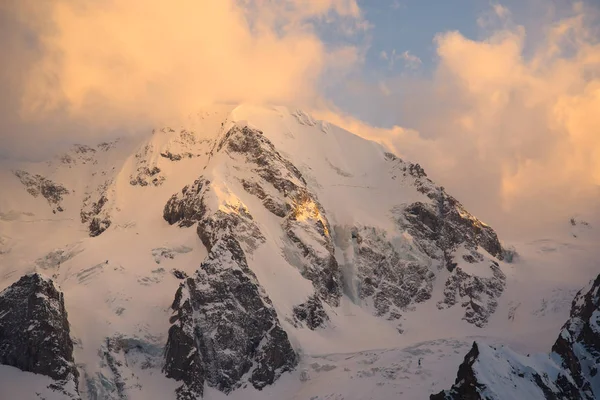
top-left (1, 104), bottom-right (597, 399)
top-left (433, 272), bottom-right (600, 400)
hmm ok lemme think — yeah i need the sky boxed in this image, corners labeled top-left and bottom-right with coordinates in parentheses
top-left (0, 0), bottom-right (599, 238)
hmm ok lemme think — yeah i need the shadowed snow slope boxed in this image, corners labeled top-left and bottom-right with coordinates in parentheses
top-left (0, 104), bottom-right (598, 399)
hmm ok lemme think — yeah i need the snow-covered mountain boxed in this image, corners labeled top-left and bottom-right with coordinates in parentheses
top-left (0, 104), bottom-right (598, 399)
top-left (432, 273), bottom-right (600, 399)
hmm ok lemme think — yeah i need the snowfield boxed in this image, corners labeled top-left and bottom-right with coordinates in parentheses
top-left (0, 104), bottom-right (598, 400)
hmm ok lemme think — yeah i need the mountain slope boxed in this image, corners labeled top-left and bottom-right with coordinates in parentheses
top-left (0, 104), bottom-right (598, 399)
top-left (432, 272), bottom-right (600, 400)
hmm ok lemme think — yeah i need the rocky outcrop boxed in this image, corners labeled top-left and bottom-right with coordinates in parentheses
top-left (13, 170), bottom-right (69, 213)
top-left (221, 125), bottom-right (342, 307)
top-left (399, 196), bottom-right (503, 268)
top-left (431, 341), bottom-right (580, 400)
top-left (383, 157), bottom-right (506, 327)
top-left (81, 179), bottom-right (113, 237)
top-left (551, 273), bottom-right (600, 399)
top-left (437, 260), bottom-right (506, 327)
top-left (0, 273), bottom-right (79, 398)
top-left (130, 144), bottom-right (165, 186)
top-left (432, 273), bottom-right (600, 399)
top-left (163, 178), bottom-right (209, 227)
top-left (163, 175), bottom-right (298, 398)
top-left (430, 342), bottom-right (483, 400)
top-left (293, 295), bottom-right (329, 330)
top-left (350, 226), bottom-right (435, 323)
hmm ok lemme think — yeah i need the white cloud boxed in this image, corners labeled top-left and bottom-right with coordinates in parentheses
top-left (399, 50), bottom-right (422, 69)
top-left (380, 49), bottom-right (422, 70)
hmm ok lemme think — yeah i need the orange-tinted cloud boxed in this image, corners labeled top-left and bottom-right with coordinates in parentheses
top-left (317, 2), bottom-right (600, 235)
top-left (1, 0), bottom-right (363, 143)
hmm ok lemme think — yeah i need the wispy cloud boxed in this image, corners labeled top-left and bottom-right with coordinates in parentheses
top-left (380, 49), bottom-right (422, 70)
top-left (391, 1), bottom-right (404, 10)
top-left (477, 2), bottom-right (512, 29)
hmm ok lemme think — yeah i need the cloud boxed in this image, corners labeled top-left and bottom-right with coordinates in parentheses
top-left (477, 2), bottom-right (512, 29)
top-left (318, 2), bottom-right (600, 236)
top-left (379, 49), bottom-right (422, 70)
top-left (399, 51), bottom-right (422, 69)
top-left (493, 4), bottom-right (510, 18)
top-left (378, 81), bottom-right (392, 96)
top-left (0, 0), bottom-right (364, 158)
top-left (391, 1), bottom-right (404, 11)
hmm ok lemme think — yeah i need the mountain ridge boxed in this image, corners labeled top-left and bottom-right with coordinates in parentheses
top-left (0, 104), bottom-right (598, 399)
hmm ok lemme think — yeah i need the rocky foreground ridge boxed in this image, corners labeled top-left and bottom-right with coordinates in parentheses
top-left (432, 273), bottom-right (600, 400)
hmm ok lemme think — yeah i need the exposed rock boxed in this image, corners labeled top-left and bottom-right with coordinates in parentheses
top-left (13, 170), bottom-right (69, 213)
top-left (240, 179), bottom-right (289, 218)
top-left (97, 140), bottom-right (119, 152)
top-left (151, 246), bottom-right (193, 264)
top-left (163, 178), bottom-right (209, 227)
top-left (0, 273), bottom-right (79, 398)
top-left (399, 197), bottom-right (503, 267)
top-left (81, 180), bottom-right (113, 237)
top-left (222, 125), bottom-right (342, 307)
top-left (163, 174), bottom-right (298, 397)
top-left (130, 144), bottom-right (165, 186)
top-left (438, 262), bottom-right (506, 327)
top-left (171, 269), bottom-right (188, 280)
top-left (430, 341), bottom-right (580, 400)
top-left (433, 273), bottom-right (600, 399)
top-left (130, 166), bottom-right (164, 186)
top-left (160, 151), bottom-right (195, 161)
top-left (430, 342), bottom-right (482, 400)
top-left (551, 273), bottom-right (600, 399)
top-left (386, 176), bottom-right (506, 326)
top-left (351, 226), bottom-right (435, 320)
top-left (293, 295), bottom-right (329, 330)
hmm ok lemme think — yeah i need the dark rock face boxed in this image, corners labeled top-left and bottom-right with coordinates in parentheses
top-left (221, 126), bottom-right (342, 307)
top-left (430, 342), bottom-right (483, 400)
top-left (433, 273), bottom-right (600, 400)
top-left (14, 170), bottom-right (69, 213)
top-left (383, 164), bottom-right (506, 327)
top-left (438, 262), bottom-right (506, 328)
top-left (81, 180), bottom-right (113, 237)
top-left (163, 320), bottom-right (204, 400)
top-left (400, 197), bottom-right (503, 267)
top-left (0, 273), bottom-right (79, 398)
top-left (293, 295), bottom-right (329, 330)
top-left (551, 274), bottom-right (600, 399)
top-left (163, 174), bottom-right (298, 398)
top-left (430, 341), bottom-right (580, 400)
top-left (164, 178), bottom-right (209, 227)
top-left (350, 226), bottom-right (435, 323)
top-left (130, 144), bottom-right (165, 186)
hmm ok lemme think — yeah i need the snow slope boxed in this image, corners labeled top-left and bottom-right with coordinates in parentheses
top-left (0, 104), bottom-right (598, 399)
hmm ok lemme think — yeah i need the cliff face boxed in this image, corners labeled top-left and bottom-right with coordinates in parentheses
top-left (0, 273), bottom-right (79, 399)
top-left (432, 272), bottom-right (600, 400)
